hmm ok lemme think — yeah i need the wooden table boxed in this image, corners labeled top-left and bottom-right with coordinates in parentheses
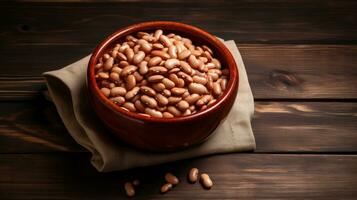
top-left (1, 1), bottom-right (357, 199)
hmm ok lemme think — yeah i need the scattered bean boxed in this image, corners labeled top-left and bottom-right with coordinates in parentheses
top-left (165, 173), bottom-right (179, 185)
top-left (160, 183), bottom-right (173, 194)
top-left (124, 182), bottom-right (135, 197)
top-left (188, 168), bottom-right (199, 183)
top-left (200, 173), bottom-right (213, 189)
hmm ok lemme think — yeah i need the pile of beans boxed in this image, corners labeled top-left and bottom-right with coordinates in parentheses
top-left (124, 168), bottom-right (213, 197)
top-left (95, 29), bottom-right (229, 118)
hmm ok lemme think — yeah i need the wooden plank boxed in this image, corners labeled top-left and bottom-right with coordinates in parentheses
top-left (0, 76), bottom-right (46, 100)
top-left (1, 0), bottom-right (357, 46)
top-left (1, 45), bottom-right (357, 99)
top-left (254, 102), bottom-right (357, 152)
top-left (0, 100), bottom-right (84, 153)
top-left (0, 100), bottom-right (356, 153)
top-left (0, 154), bottom-right (356, 199)
top-left (241, 45), bottom-right (357, 99)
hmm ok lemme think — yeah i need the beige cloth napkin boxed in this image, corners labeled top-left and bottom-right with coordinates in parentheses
top-left (43, 40), bottom-right (255, 172)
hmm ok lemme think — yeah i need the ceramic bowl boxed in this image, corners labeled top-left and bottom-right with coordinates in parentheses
top-left (87, 21), bottom-right (239, 151)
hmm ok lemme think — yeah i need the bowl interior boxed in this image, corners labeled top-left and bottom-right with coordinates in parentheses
top-left (88, 21), bottom-right (238, 122)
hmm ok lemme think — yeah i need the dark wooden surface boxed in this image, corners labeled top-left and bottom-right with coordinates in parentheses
top-left (1, 154), bottom-right (357, 199)
top-left (1, 0), bottom-right (357, 199)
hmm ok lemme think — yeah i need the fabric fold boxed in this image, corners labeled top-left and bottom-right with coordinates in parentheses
top-left (43, 40), bottom-right (255, 172)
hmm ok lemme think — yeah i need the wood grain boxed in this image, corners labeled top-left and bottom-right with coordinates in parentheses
top-left (0, 100), bottom-right (84, 153)
top-left (254, 102), bottom-right (357, 152)
top-left (1, 0), bottom-right (357, 45)
top-left (1, 0), bottom-right (357, 99)
top-left (1, 45), bottom-right (357, 100)
top-left (0, 100), bottom-right (356, 153)
top-left (241, 45), bottom-right (357, 99)
top-left (1, 1), bottom-right (357, 200)
top-left (1, 153), bottom-right (356, 199)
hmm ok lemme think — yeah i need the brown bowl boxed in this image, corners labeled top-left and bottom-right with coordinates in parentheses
top-left (87, 21), bottom-right (239, 151)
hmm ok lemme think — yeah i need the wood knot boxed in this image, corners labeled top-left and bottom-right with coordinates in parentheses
top-left (18, 24), bottom-right (32, 32)
top-left (269, 70), bottom-right (302, 89)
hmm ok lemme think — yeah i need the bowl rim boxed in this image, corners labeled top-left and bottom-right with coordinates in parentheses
top-left (87, 21), bottom-right (239, 123)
